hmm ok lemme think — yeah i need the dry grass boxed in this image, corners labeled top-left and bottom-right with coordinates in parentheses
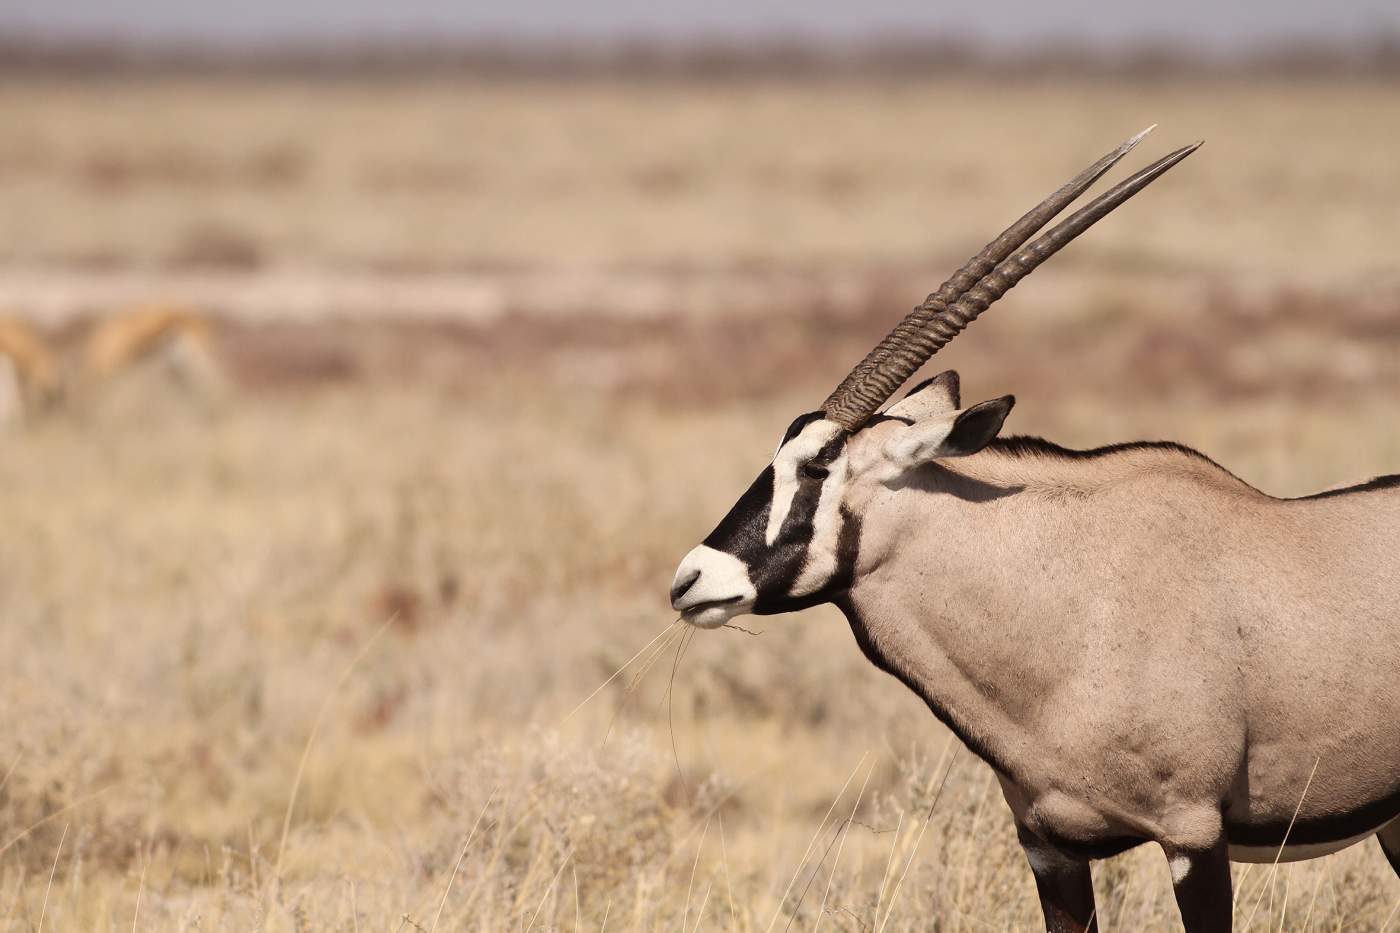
top-left (0, 75), bottom-right (1398, 930)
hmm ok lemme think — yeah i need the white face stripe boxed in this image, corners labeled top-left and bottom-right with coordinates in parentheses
top-left (789, 448), bottom-right (849, 598)
top-left (765, 420), bottom-right (841, 547)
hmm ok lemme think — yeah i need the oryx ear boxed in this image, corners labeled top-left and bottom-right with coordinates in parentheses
top-left (884, 396), bottom-right (1015, 469)
top-left (885, 370), bottom-right (960, 421)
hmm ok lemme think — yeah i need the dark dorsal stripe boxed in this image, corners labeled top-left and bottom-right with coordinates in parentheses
top-left (992, 434), bottom-right (1400, 503)
top-left (989, 435), bottom-right (1254, 490)
top-left (990, 435), bottom-right (1228, 468)
top-left (1292, 473), bottom-right (1400, 500)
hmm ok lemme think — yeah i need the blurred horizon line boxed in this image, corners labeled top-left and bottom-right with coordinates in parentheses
top-left (3, 33), bottom-right (1400, 79)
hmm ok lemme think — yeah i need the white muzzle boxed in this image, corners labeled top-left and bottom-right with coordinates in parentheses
top-left (669, 545), bottom-right (757, 628)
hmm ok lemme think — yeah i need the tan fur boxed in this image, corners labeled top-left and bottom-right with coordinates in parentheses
top-left (840, 415), bottom-right (1400, 867)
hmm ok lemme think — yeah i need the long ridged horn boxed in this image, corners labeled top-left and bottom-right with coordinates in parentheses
top-left (822, 134), bottom-right (1200, 431)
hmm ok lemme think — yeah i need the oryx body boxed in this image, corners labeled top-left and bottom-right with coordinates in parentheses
top-left (668, 133), bottom-right (1400, 931)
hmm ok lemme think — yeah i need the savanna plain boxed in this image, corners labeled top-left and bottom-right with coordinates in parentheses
top-left (1, 75), bottom-right (1399, 930)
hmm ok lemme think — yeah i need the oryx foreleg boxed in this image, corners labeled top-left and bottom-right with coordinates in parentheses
top-left (1162, 839), bottom-right (1232, 933)
top-left (1016, 828), bottom-right (1099, 933)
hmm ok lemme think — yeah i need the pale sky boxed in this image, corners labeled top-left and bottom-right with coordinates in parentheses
top-left (3, 0), bottom-right (1397, 49)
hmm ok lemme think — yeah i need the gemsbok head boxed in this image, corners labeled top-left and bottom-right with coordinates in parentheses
top-left (669, 129), bottom-right (1400, 932)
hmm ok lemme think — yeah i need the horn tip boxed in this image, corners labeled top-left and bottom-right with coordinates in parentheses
top-left (1122, 124), bottom-right (1157, 152)
top-left (1168, 140), bottom-right (1206, 163)
top-left (1156, 139), bottom-right (1205, 169)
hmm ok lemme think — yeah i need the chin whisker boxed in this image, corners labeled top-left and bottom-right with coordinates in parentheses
top-left (601, 621), bottom-right (686, 747)
top-left (560, 618), bottom-right (682, 727)
top-left (663, 626), bottom-right (697, 795)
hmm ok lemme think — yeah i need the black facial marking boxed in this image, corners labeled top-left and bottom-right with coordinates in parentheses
top-left (702, 466), bottom-right (773, 555)
top-left (702, 420), bottom-right (861, 615)
top-left (749, 456), bottom-right (830, 602)
top-left (769, 505), bottom-right (862, 614)
top-left (806, 433), bottom-right (848, 469)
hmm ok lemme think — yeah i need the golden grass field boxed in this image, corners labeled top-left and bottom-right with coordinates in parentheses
top-left (1, 75), bottom-right (1399, 930)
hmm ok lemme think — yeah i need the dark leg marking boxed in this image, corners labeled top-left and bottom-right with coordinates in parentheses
top-left (1379, 819), bottom-right (1400, 880)
top-left (1165, 841), bottom-right (1233, 933)
top-left (1018, 829), bottom-right (1099, 933)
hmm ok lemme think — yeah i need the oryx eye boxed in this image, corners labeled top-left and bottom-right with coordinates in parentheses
top-left (802, 463), bottom-right (829, 481)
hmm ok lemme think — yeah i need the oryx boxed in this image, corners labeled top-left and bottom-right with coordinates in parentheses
top-left (669, 130), bottom-right (1400, 932)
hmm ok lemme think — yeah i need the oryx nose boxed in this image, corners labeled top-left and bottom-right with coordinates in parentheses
top-left (670, 568), bottom-right (701, 607)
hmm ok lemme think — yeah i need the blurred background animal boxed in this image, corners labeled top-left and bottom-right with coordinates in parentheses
top-left (0, 306), bottom-right (225, 430)
top-left (0, 316), bottom-right (61, 428)
top-left (79, 305), bottom-right (226, 404)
